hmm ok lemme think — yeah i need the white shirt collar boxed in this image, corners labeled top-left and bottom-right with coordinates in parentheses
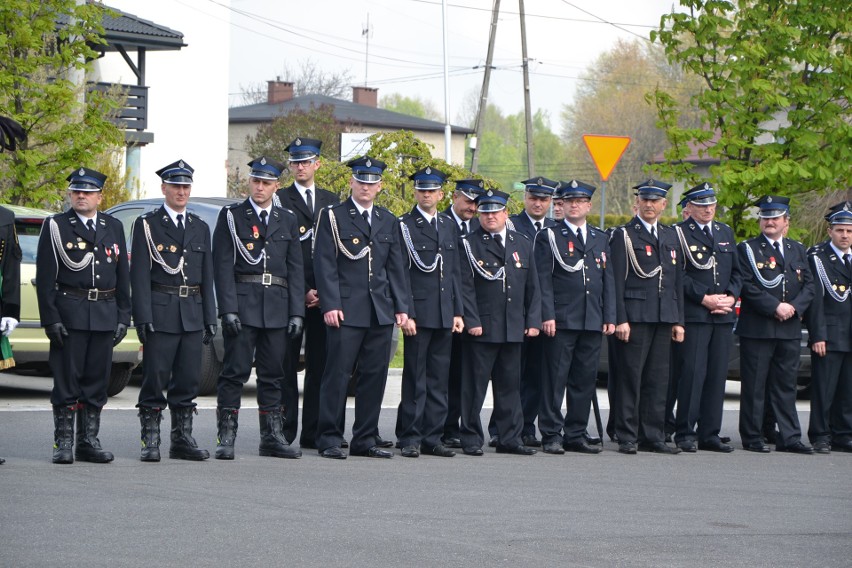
top-left (76, 212), bottom-right (97, 227)
top-left (352, 201), bottom-right (371, 218)
top-left (249, 199), bottom-right (272, 220)
top-left (162, 203), bottom-right (186, 227)
top-left (829, 241), bottom-right (850, 258)
top-left (293, 182), bottom-right (315, 201)
top-left (638, 217), bottom-right (657, 234)
top-left (416, 206), bottom-right (436, 223)
top-left (491, 228), bottom-right (507, 242)
top-left (563, 219), bottom-right (586, 237)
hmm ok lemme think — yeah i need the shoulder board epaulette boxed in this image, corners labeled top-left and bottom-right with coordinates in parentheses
top-left (140, 211), bottom-right (154, 219)
top-left (588, 224), bottom-right (603, 233)
top-left (807, 243), bottom-right (826, 255)
top-left (510, 230), bottom-right (530, 241)
top-left (186, 211), bottom-right (201, 220)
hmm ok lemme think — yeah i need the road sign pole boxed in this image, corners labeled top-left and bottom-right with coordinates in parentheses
top-left (599, 180), bottom-right (606, 230)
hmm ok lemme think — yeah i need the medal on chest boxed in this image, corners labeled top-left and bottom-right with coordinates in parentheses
top-left (513, 251), bottom-right (521, 268)
top-left (646, 245), bottom-right (652, 257)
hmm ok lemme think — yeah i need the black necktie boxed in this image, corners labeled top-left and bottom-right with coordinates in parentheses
top-left (176, 214), bottom-right (184, 231)
top-left (576, 227), bottom-right (584, 246)
top-left (650, 225), bottom-right (657, 242)
top-left (459, 222), bottom-right (467, 235)
top-left (534, 221), bottom-right (541, 232)
top-left (305, 189), bottom-right (313, 216)
top-left (362, 210), bottom-right (371, 227)
top-left (430, 217), bottom-right (437, 232)
top-left (843, 253), bottom-right (851, 273)
top-left (493, 233), bottom-right (504, 248)
top-left (703, 225), bottom-right (712, 239)
top-left (772, 241), bottom-right (784, 269)
top-left (86, 219), bottom-right (95, 238)
top-left (259, 210), bottom-right (268, 226)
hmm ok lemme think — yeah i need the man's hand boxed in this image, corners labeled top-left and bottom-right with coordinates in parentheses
top-left (222, 313), bottom-right (242, 336)
top-left (202, 324), bottom-right (217, 345)
top-left (0, 317), bottom-right (18, 337)
top-left (324, 310), bottom-right (344, 328)
top-left (287, 316), bottom-right (304, 339)
top-left (602, 323), bottom-right (615, 335)
top-left (452, 316), bottom-right (464, 333)
top-left (468, 326), bottom-right (483, 337)
top-left (672, 325), bottom-right (685, 343)
top-left (395, 313), bottom-right (408, 327)
top-left (615, 322), bottom-right (631, 343)
top-left (136, 322), bottom-right (155, 345)
top-left (774, 302), bottom-right (796, 322)
top-left (45, 323), bottom-right (69, 347)
top-left (525, 328), bottom-right (540, 338)
top-left (113, 323), bottom-right (128, 346)
top-left (401, 318), bottom-right (417, 336)
top-left (542, 320), bottom-right (556, 337)
top-left (701, 294), bottom-right (734, 314)
top-left (811, 340), bottom-right (826, 357)
top-left (305, 289), bottom-right (320, 309)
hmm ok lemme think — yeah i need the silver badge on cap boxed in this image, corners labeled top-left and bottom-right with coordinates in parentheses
top-left (295, 138), bottom-right (302, 146)
top-left (571, 180), bottom-right (578, 188)
top-left (179, 160), bottom-right (185, 169)
top-left (767, 196), bottom-right (773, 203)
top-left (537, 178), bottom-right (543, 185)
top-left (704, 183), bottom-right (710, 190)
top-left (365, 159), bottom-right (372, 168)
top-left (260, 157), bottom-right (267, 165)
top-left (844, 202), bottom-right (851, 212)
top-left (79, 168), bottom-right (85, 176)
top-left (425, 167), bottom-right (431, 175)
top-left (487, 190), bottom-right (493, 197)
top-left (477, 181), bottom-right (484, 188)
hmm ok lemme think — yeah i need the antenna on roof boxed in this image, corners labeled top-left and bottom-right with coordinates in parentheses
top-left (362, 13), bottom-right (372, 87)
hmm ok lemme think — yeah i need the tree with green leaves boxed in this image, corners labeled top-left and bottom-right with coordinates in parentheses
top-left (379, 94), bottom-right (442, 121)
top-left (0, 0), bottom-right (126, 208)
top-left (650, 0), bottom-right (852, 238)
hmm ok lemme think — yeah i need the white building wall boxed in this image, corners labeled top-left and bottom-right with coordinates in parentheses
top-left (92, 0), bottom-right (230, 198)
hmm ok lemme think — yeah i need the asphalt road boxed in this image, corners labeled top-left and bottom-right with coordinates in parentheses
top-left (0, 372), bottom-right (849, 568)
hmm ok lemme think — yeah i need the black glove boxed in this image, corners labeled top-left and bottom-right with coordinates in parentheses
top-left (113, 323), bottom-right (128, 346)
top-left (136, 323), bottom-right (155, 345)
top-left (287, 316), bottom-right (304, 339)
top-left (202, 324), bottom-right (217, 345)
top-left (222, 313), bottom-right (241, 337)
top-left (45, 322), bottom-right (69, 347)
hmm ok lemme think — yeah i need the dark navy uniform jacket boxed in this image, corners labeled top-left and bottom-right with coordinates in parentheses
top-left (441, 206), bottom-right (480, 235)
top-left (460, 227), bottom-right (541, 343)
top-left (36, 209), bottom-right (131, 331)
top-left (509, 212), bottom-right (556, 242)
top-left (805, 241), bottom-right (851, 352)
top-left (275, 183), bottom-right (339, 291)
top-left (313, 197), bottom-right (409, 327)
top-left (212, 199), bottom-right (305, 329)
top-left (675, 219), bottom-right (742, 324)
top-left (535, 221), bottom-right (615, 331)
top-left (398, 207), bottom-right (462, 329)
top-left (130, 206), bottom-right (216, 333)
top-left (0, 206), bottom-right (21, 320)
top-left (610, 216), bottom-right (684, 325)
top-left (736, 235), bottom-right (814, 340)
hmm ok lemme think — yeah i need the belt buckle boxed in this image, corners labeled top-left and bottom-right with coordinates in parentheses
top-left (261, 272), bottom-right (272, 286)
top-left (178, 285), bottom-right (190, 298)
top-left (87, 289), bottom-right (99, 301)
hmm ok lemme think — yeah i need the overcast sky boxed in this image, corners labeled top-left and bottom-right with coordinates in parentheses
top-left (214, 0), bottom-right (678, 128)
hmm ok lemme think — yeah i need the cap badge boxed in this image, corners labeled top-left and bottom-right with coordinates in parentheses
top-left (79, 168), bottom-right (85, 176)
top-left (486, 190), bottom-right (493, 197)
top-left (295, 138), bottom-right (302, 146)
top-left (179, 160), bottom-right (185, 169)
top-left (365, 159), bottom-right (372, 168)
top-left (767, 196), bottom-right (772, 203)
top-left (425, 167), bottom-right (432, 175)
top-left (477, 181), bottom-right (484, 188)
top-left (537, 178), bottom-right (543, 185)
top-left (260, 157), bottom-right (267, 166)
top-left (844, 202), bottom-right (851, 212)
top-left (571, 180), bottom-right (578, 188)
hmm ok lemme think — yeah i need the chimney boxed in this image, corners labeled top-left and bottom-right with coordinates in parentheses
top-left (352, 86), bottom-right (378, 108)
top-left (267, 80), bottom-right (294, 104)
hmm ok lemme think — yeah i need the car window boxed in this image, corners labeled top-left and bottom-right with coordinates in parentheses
top-left (108, 206), bottom-right (150, 244)
top-left (15, 218), bottom-right (44, 265)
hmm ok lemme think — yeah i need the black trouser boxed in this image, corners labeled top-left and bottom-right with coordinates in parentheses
top-left (489, 335), bottom-right (544, 439)
top-left (673, 323), bottom-right (732, 444)
top-left (395, 327), bottom-right (452, 448)
top-left (809, 350), bottom-right (852, 444)
top-left (613, 323), bottom-right (672, 445)
top-left (138, 330), bottom-right (202, 409)
top-left (50, 330), bottom-right (113, 408)
top-left (605, 334), bottom-right (619, 439)
top-left (738, 336), bottom-right (802, 447)
top-left (281, 306), bottom-right (327, 444)
top-left (460, 342), bottom-right (523, 450)
top-left (539, 330), bottom-right (602, 445)
top-left (217, 324), bottom-right (288, 411)
top-left (443, 332), bottom-right (464, 440)
top-left (316, 323), bottom-right (393, 453)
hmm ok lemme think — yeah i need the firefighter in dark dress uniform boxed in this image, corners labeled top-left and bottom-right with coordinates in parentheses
top-left (212, 157), bottom-right (305, 460)
top-left (805, 201), bottom-right (852, 453)
top-left (459, 190), bottom-right (541, 456)
top-left (131, 160), bottom-right (216, 462)
top-left (736, 196), bottom-right (814, 454)
top-left (440, 179), bottom-right (484, 448)
top-left (671, 183), bottom-right (742, 453)
top-left (609, 179), bottom-right (685, 455)
top-left (535, 180), bottom-right (615, 455)
top-left (36, 168), bottom-right (131, 464)
top-left (395, 167), bottom-right (464, 458)
top-left (273, 138), bottom-right (340, 447)
top-left (0, 204), bottom-right (21, 465)
top-left (313, 156), bottom-right (410, 459)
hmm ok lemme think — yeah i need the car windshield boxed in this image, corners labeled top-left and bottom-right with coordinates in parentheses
top-left (15, 218), bottom-right (43, 264)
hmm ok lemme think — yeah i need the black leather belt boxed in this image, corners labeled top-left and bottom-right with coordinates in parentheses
top-left (152, 283), bottom-right (201, 297)
top-left (58, 286), bottom-right (116, 301)
top-left (235, 273), bottom-right (288, 288)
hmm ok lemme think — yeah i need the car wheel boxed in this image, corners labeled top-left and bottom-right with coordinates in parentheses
top-left (197, 341), bottom-right (222, 396)
top-left (107, 364), bottom-right (133, 397)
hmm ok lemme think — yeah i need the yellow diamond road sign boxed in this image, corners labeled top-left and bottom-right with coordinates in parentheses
top-left (582, 135), bottom-right (631, 181)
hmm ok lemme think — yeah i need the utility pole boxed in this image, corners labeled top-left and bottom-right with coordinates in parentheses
top-left (518, 0), bottom-right (535, 177)
top-left (441, 0), bottom-right (452, 163)
top-left (362, 13), bottom-right (371, 86)
top-left (470, 0), bottom-right (501, 174)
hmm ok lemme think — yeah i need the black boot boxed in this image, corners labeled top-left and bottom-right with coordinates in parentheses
top-left (138, 407), bottom-right (162, 462)
top-left (215, 407), bottom-right (239, 460)
top-left (258, 409), bottom-right (302, 459)
top-left (75, 404), bottom-right (114, 463)
top-left (52, 405), bottom-right (76, 464)
top-left (170, 407), bottom-right (210, 461)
